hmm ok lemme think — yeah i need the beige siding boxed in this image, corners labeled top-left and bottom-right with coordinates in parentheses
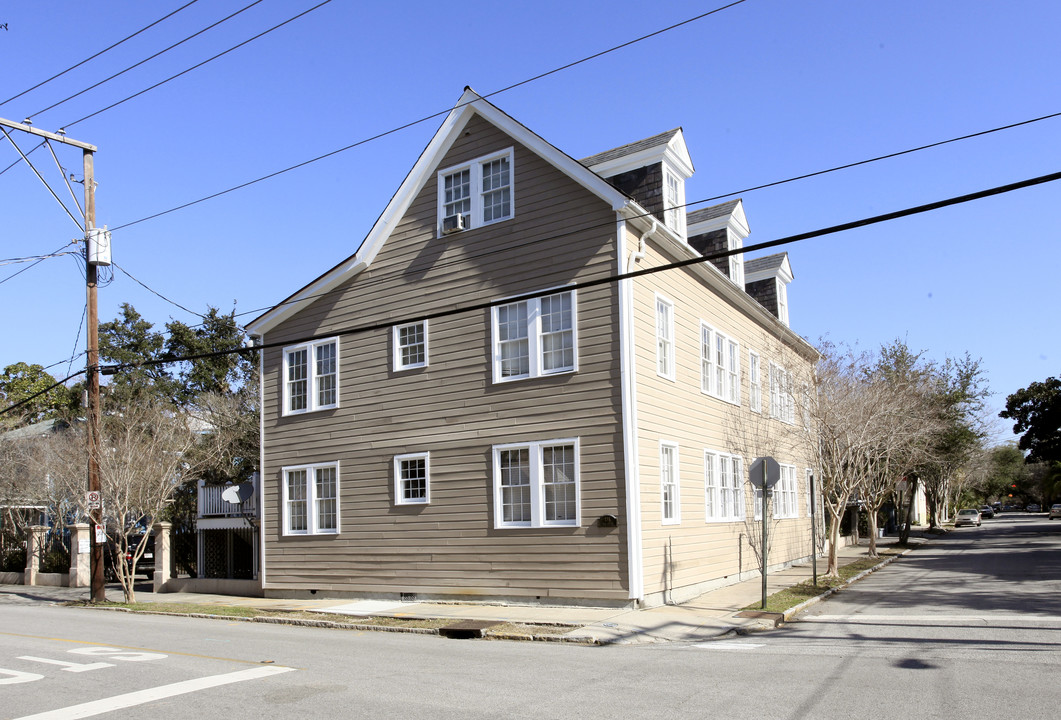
top-left (260, 114), bottom-right (628, 603)
top-left (629, 225), bottom-right (819, 604)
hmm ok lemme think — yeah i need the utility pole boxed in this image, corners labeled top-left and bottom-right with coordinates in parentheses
top-left (0, 118), bottom-right (105, 600)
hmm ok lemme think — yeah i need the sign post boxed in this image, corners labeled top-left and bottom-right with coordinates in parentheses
top-left (750, 457), bottom-right (781, 610)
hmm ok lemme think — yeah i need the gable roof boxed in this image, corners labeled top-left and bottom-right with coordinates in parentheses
top-left (745, 252), bottom-right (794, 283)
top-left (247, 88), bottom-right (633, 336)
top-left (686, 199), bottom-right (741, 226)
top-left (580, 128), bottom-right (694, 180)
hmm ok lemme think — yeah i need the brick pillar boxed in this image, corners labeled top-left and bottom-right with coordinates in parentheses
top-left (68, 523), bottom-right (91, 588)
top-left (152, 522), bottom-right (173, 593)
top-left (25, 526), bottom-right (47, 586)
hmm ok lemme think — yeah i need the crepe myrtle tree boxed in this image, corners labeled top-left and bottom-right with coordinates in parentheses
top-left (49, 399), bottom-right (221, 602)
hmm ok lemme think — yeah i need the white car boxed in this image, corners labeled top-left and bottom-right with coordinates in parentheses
top-left (1049, 504), bottom-right (1061, 520)
top-left (954, 508), bottom-right (981, 527)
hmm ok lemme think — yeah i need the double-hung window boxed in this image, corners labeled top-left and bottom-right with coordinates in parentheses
top-left (393, 320), bottom-right (428, 371)
top-left (493, 439), bottom-right (580, 528)
top-left (775, 464), bottom-right (798, 519)
top-left (283, 338), bottom-right (339, 415)
top-left (438, 148), bottom-right (514, 234)
top-left (704, 450), bottom-right (744, 522)
top-left (282, 462), bottom-right (339, 535)
top-left (656, 295), bottom-right (675, 381)
top-left (700, 322), bottom-right (739, 403)
top-left (492, 289), bottom-right (576, 382)
top-left (394, 452), bottom-right (430, 505)
top-left (664, 170), bottom-right (685, 236)
top-left (660, 441), bottom-right (680, 525)
top-left (748, 350), bottom-right (762, 413)
top-left (776, 279), bottom-right (789, 326)
top-left (769, 362), bottom-right (795, 424)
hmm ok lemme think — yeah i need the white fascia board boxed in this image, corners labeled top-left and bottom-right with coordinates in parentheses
top-left (244, 257), bottom-right (367, 336)
top-left (248, 89), bottom-right (631, 336)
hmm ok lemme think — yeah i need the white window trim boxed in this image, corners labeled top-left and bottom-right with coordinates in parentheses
top-left (436, 147), bottom-right (515, 236)
top-left (700, 322), bottom-right (740, 405)
top-left (393, 320), bottom-right (428, 371)
top-left (656, 294), bottom-right (676, 382)
top-left (492, 438), bottom-right (581, 528)
top-left (775, 463), bottom-right (799, 519)
top-left (663, 166), bottom-right (686, 237)
top-left (776, 279), bottom-right (789, 326)
top-left (749, 349), bottom-right (762, 414)
top-left (704, 449), bottom-right (745, 523)
top-left (660, 440), bottom-right (681, 525)
top-left (282, 337), bottom-right (339, 416)
top-left (491, 288), bottom-right (578, 383)
top-left (769, 361), bottom-right (795, 424)
top-left (394, 452), bottom-right (430, 505)
top-left (281, 461), bottom-right (340, 536)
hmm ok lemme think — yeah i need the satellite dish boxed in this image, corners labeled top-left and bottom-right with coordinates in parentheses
top-left (221, 482), bottom-right (255, 505)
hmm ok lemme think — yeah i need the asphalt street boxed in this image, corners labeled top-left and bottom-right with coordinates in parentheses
top-left (2, 512), bottom-right (1059, 719)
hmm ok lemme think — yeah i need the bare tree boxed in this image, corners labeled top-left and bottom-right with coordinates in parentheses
top-left (49, 401), bottom-right (218, 602)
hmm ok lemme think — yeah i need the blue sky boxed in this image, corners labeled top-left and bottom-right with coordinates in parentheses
top-left (1, 0), bottom-right (1058, 443)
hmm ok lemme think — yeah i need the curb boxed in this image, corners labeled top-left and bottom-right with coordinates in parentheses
top-left (781, 545), bottom-right (917, 622)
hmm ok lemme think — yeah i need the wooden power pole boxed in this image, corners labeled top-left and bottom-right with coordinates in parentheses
top-left (0, 118), bottom-right (105, 601)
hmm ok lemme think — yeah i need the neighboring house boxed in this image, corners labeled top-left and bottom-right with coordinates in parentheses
top-left (195, 476), bottom-right (259, 581)
top-left (246, 88), bottom-right (820, 607)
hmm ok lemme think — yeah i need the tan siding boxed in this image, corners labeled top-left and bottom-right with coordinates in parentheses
top-left (628, 225), bottom-right (818, 603)
top-left (260, 113), bottom-right (628, 603)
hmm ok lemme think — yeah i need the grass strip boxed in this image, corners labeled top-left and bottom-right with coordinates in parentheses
top-left (741, 551), bottom-right (900, 614)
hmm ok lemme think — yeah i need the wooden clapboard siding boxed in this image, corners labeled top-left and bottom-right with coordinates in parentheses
top-left (259, 113), bottom-right (629, 602)
top-left (627, 224), bottom-right (818, 603)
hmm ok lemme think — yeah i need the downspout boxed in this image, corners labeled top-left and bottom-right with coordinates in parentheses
top-left (619, 215), bottom-right (655, 604)
top-left (253, 334), bottom-right (267, 589)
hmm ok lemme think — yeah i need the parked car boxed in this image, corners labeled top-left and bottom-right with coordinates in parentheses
top-left (954, 508), bottom-right (981, 527)
top-left (1049, 504), bottom-right (1061, 520)
top-left (979, 506), bottom-right (995, 519)
top-left (104, 534), bottom-right (155, 581)
top-left (1027, 503), bottom-right (1041, 513)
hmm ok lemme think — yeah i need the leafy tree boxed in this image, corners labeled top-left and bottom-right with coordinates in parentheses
top-left (1000, 376), bottom-right (1061, 465)
top-left (0, 362), bottom-right (76, 429)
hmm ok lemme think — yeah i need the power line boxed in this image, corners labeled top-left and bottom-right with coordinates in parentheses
top-left (111, 261), bottom-right (206, 319)
top-left (89, 168), bottom-right (1061, 378)
top-left (0, 127), bottom-right (84, 229)
top-left (63, 0), bottom-right (337, 130)
top-left (66, 303), bottom-right (88, 378)
top-left (107, 1), bottom-right (750, 231)
top-left (0, 241), bottom-right (77, 287)
top-left (0, 0), bottom-right (204, 108)
top-left (28, 0), bottom-right (268, 120)
top-left (0, 251), bottom-right (79, 267)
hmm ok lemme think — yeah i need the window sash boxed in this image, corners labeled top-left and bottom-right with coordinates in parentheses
top-left (283, 339), bottom-right (338, 415)
top-left (395, 453), bottom-right (430, 505)
top-left (394, 321), bottom-right (428, 370)
top-left (437, 149), bottom-right (514, 233)
top-left (701, 323), bottom-right (739, 403)
top-left (749, 351), bottom-right (762, 413)
top-left (494, 440), bottom-right (580, 528)
top-left (283, 463), bottom-right (340, 535)
top-left (493, 290), bottom-right (576, 382)
top-left (656, 296), bottom-right (674, 380)
top-left (660, 442), bottom-right (679, 524)
top-left (705, 450), bottom-right (744, 522)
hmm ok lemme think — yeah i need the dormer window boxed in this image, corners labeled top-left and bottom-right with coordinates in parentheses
top-left (438, 148), bottom-right (514, 235)
top-left (776, 279), bottom-right (789, 326)
top-left (729, 237), bottom-right (745, 289)
top-left (664, 170), bottom-right (685, 236)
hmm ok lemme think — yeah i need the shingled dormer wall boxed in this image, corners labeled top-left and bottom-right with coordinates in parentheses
top-left (606, 162), bottom-right (664, 221)
top-left (745, 278), bottom-right (780, 318)
top-left (688, 229), bottom-right (729, 277)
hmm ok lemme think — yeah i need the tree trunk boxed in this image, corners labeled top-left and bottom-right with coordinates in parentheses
top-left (866, 506), bottom-right (880, 558)
top-left (899, 476), bottom-right (918, 545)
top-left (826, 509), bottom-right (842, 576)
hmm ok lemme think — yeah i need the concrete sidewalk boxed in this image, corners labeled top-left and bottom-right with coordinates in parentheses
top-left (0, 535), bottom-right (925, 645)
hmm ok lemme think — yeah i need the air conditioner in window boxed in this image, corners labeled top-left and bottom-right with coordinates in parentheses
top-left (442, 214), bottom-right (465, 234)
